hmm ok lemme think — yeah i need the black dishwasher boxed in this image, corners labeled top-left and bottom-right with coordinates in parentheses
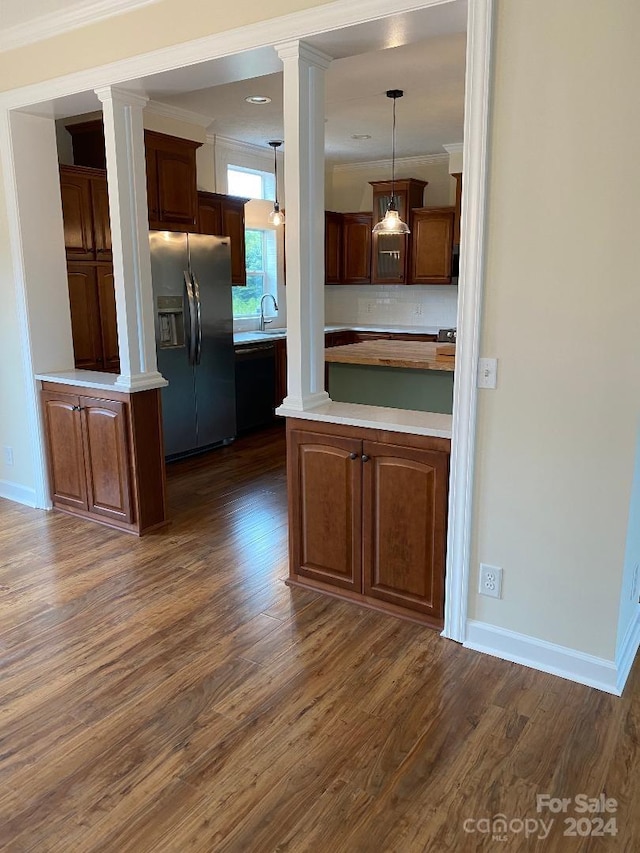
top-left (235, 343), bottom-right (276, 432)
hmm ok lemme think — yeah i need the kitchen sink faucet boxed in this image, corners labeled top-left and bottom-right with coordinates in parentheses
top-left (259, 293), bottom-right (279, 331)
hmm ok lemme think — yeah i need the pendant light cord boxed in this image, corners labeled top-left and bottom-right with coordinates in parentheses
top-left (273, 144), bottom-right (278, 207)
top-left (391, 94), bottom-right (396, 204)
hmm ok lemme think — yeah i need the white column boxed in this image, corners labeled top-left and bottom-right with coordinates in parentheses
top-left (95, 86), bottom-right (164, 389)
top-left (276, 41), bottom-right (332, 411)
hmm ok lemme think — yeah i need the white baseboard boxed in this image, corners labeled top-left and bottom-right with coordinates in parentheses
top-left (616, 610), bottom-right (640, 694)
top-left (465, 620), bottom-right (621, 696)
top-left (0, 479), bottom-right (37, 508)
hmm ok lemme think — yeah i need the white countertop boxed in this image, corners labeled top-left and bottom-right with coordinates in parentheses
top-left (234, 323), bottom-right (442, 346)
top-left (36, 370), bottom-right (168, 393)
top-left (275, 400), bottom-right (452, 439)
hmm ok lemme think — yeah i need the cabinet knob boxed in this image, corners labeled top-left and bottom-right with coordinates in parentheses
top-left (72, 405), bottom-right (82, 412)
top-left (349, 452), bottom-right (358, 461)
top-left (361, 454), bottom-right (370, 463)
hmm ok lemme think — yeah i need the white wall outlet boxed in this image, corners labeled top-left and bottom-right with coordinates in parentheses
top-left (478, 358), bottom-right (498, 389)
top-left (479, 563), bottom-right (503, 598)
top-left (366, 301), bottom-right (374, 314)
top-left (3, 446), bottom-right (13, 466)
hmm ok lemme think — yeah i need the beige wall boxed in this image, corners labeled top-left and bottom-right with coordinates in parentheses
top-left (470, 0), bottom-right (640, 658)
top-left (327, 158), bottom-right (455, 212)
top-left (1, 0), bottom-right (639, 665)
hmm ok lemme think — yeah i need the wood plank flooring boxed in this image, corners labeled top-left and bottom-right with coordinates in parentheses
top-left (0, 424), bottom-right (638, 852)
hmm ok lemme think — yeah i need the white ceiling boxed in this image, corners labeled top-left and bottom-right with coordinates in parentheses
top-left (35, 1), bottom-right (467, 165)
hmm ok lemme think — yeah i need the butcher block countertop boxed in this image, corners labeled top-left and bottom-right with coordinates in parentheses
top-left (325, 340), bottom-right (455, 371)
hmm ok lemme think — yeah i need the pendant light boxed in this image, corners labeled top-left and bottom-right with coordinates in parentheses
top-left (372, 90), bottom-right (410, 236)
top-left (267, 140), bottom-right (285, 227)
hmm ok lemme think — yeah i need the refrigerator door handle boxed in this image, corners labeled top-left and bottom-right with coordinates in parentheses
top-left (184, 270), bottom-right (197, 365)
top-left (192, 273), bottom-right (203, 365)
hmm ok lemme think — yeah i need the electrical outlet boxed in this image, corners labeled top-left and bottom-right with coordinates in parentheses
top-left (366, 301), bottom-right (374, 314)
top-left (479, 563), bottom-right (503, 598)
top-left (478, 358), bottom-right (498, 389)
top-left (633, 562), bottom-right (640, 602)
top-left (3, 446), bottom-right (13, 466)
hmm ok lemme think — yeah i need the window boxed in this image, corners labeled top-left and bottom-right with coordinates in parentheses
top-left (232, 228), bottom-right (277, 317)
top-left (227, 166), bottom-right (275, 201)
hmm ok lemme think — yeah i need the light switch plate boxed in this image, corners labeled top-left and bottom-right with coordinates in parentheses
top-left (478, 358), bottom-right (498, 389)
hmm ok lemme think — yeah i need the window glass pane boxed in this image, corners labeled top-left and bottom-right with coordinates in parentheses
top-left (232, 274), bottom-right (264, 316)
top-left (245, 229), bottom-right (264, 273)
top-left (227, 168), bottom-right (264, 200)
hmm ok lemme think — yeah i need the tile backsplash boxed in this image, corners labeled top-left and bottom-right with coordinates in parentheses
top-left (325, 284), bottom-right (458, 329)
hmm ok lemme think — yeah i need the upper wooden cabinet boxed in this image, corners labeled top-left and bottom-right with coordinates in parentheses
top-left (60, 165), bottom-right (119, 374)
top-left (197, 191), bottom-right (248, 285)
top-left (324, 211), bottom-right (343, 284)
top-left (370, 179), bottom-right (427, 284)
top-left (409, 207), bottom-right (455, 284)
top-left (342, 213), bottom-right (372, 284)
top-left (145, 130), bottom-right (201, 231)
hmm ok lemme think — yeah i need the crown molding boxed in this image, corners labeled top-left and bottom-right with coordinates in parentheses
top-left (0, 0), bottom-right (161, 53)
top-left (443, 142), bottom-right (464, 155)
top-left (145, 100), bottom-right (214, 129)
top-left (332, 152), bottom-right (449, 173)
top-left (213, 134), bottom-right (279, 161)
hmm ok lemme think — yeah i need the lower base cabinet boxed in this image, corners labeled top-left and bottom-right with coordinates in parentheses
top-left (286, 418), bottom-right (449, 627)
top-left (41, 382), bottom-right (167, 535)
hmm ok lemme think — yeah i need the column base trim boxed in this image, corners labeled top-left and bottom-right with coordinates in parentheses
top-left (115, 371), bottom-right (168, 392)
top-left (280, 391), bottom-right (331, 412)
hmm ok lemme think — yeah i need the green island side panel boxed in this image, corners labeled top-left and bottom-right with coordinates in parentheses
top-left (328, 363), bottom-right (454, 414)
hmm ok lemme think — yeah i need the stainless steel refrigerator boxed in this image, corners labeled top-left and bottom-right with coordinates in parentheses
top-left (150, 231), bottom-right (236, 459)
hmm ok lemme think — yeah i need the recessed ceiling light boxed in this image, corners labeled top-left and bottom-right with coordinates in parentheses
top-left (351, 134), bottom-right (372, 140)
top-left (245, 95), bottom-right (271, 105)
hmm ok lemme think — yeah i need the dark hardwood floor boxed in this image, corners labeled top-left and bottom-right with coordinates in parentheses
top-left (0, 424), bottom-right (638, 851)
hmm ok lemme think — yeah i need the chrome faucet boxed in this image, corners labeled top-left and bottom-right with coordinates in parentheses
top-left (259, 293), bottom-right (279, 331)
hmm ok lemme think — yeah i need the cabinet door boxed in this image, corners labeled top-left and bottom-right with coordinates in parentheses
top-left (80, 397), bottom-right (133, 524)
top-left (342, 213), bottom-right (372, 284)
top-left (221, 198), bottom-right (247, 285)
top-left (362, 440), bottom-right (448, 619)
top-left (155, 145), bottom-right (198, 229)
top-left (60, 170), bottom-right (94, 260)
top-left (91, 176), bottom-right (112, 261)
top-left (42, 392), bottom-right (88, 511)
top-left (274, 338), bottom-right (287, 409)
top-left (325, 211), bottom-right (342, 284)
top-left (145, 145), bottom-right (159, 224)
top-left (197, 192), bottom-right (223, 236)
top-left (410, 208), bottom-right (455, 284)
top-left (97, 265), bottom-right (120, 373)
top-left (289, 429), bottom-right (362, 592)
top-left (67, 265), bottom-right (104, 370)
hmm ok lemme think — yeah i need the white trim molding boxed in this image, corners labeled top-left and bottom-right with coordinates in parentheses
top-left (616, 610), bottom-right (640, 694)
top-left (214, 135), bottom-right (278, 162)
top-left (332, 152), bottom-right (449, 172)
top-left (443, 142), bottom-right (464, 155)
top-left (465, 621), bottom-right (622, 695)
top-left (0, 480), bottom-right (38, 508)
top-left (442, 0), bottom-right (494, 642)
top-left (0, 0), bottom-right (161, 54)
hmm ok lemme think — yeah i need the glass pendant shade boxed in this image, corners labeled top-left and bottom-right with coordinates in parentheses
top-left (372, 204), bottom-right (410, 235)
top-left (373, 90), bottom-right (410, 235)
top-left (268, 140), bottom-right (285, 227)
top-left (268, 203), bottom-right (285, 227)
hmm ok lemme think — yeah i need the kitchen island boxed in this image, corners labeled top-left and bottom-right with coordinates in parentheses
top-left (325, 339), bottom-right (455, 415)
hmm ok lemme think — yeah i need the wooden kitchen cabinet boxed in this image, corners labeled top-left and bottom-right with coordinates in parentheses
top-left (41, 382), bottom-right (167, 535)
top-left (66, 265), bottom-right (104, 371)
top-left (197, 191), bottom-right (249, 285)
top-left (288, 427), bottom-right (363, 593)
top-left (286, 418), bottom-right (449, 627)
top-left (145, 130), bottom-right (201, 231)
top-left (60, 165), bottom-right (119, 374)
top-left (409, 207), bottom-right (455, 284)
top-left (324, 211), bottom-right (343, 284)
top-left (370, 179), bottom-right (427, 284)
top-left (342, 213), bottom-right (372, 284)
